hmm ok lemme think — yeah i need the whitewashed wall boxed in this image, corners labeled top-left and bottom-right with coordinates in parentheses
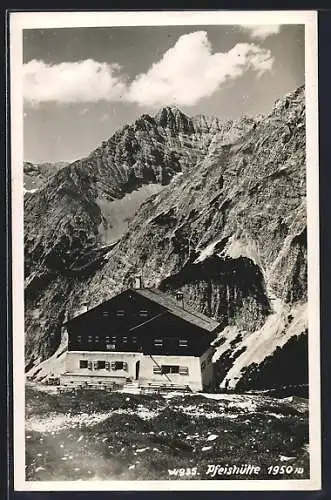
top-left (139, 354), bottom-right (203, 391)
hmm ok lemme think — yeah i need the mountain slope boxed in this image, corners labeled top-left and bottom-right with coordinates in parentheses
top-left (25, 86), bottom-right (307, 390)
top-left (24, 106), bottom-right (234, 282)
top-left (24, 161), bottom-right (69, 192)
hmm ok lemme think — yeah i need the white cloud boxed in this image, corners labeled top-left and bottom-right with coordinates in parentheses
top-left (127, 32), bottom-right (274, 107)
top-left (240, 25), bottom-right (281, 40)
top-left (23, 59), bottom-right (127, 104)
top-left (23, 31), bottom-right (274, 108)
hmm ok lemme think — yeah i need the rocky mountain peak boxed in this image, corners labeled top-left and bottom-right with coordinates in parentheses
top-left (155, 106), bottom-right (195, 135)
top-left (155, 105), bottom-right (188, 120)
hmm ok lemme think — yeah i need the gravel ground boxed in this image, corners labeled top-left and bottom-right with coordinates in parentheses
top-left (25, 384), bottom-right (309, 481)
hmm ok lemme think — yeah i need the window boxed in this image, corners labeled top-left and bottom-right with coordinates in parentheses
top-left (77, 335), bottom-right (82, 344)
top-left (95, 360), bottom-right (106, 369)
top-left (102, 311), bottom-right (110, 318)
top-left (132, 336), bottom-right (137, 344)
top-left (105, 336), bottom-right (110, 343)
top-left (161, 365), bottom-right (179, 374)
top-left (179, 339), bottom-right (188, 347)
top-left (88, 336), bottom-right (93, 343)
top-left (79, 360), bottom-right (88, 369)
top-left (154, 338), bottom-right (163, 347)
top-left (139, 310), bottom-right (148, 317)
top-left (110, 361), bottom-right (128, 371)
top-left (95, 336), bottom-right (100, 343)
top-left (160, 365), bottom-right (188, 375)
top-left (116, 309), bottom-right (125, 317)
top-left (122, 336), bottom-right (128, 344)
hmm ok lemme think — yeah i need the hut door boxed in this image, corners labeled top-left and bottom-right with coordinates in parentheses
top-left (135, 361), bottom-right (140, 380)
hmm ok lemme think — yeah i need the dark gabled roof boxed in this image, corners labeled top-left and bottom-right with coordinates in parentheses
top-left (64, 287), bottom-right (219, 333)
top-left (130, 288), bottom-right (219, 333)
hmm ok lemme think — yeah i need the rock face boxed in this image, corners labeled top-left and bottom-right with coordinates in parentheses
top-left (25, 87), bottom-right (308, 390)
top-left (24, 161), bottom-right (69, 192)
top-left (24, 107), bottom-right (232, 280)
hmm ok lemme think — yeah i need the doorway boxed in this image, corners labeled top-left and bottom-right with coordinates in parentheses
top-left (135, 360), bottom-right (140, 380)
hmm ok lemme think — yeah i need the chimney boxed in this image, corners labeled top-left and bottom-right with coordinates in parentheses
top-left (134, 275), bottom-right (142, 289)
top-left (81, 299), bottom-right (89, 313)
top-left (176, 291), bottom-right (184, 309)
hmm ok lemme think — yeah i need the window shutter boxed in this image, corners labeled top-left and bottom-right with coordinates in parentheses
top-left (87, 361), bottom-right (93, 370)
top-left (179, 366), bottom-right (189, 375)
top-left (153, 366), bottom-right (162, 374)
top-left (110, 361), bottom-right (116, 370)
top-left (123, 362), bottom-right (128, 371)
top-left (105, 361), bottom-right (110, 370)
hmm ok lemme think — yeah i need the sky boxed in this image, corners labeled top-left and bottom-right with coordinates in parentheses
top-left (23, 24), bottom-right (305, 164)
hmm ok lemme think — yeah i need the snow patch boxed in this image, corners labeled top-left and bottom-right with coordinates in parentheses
top-left (221, 234), bottom-right (264, 269)
top-left (228, 400), bottom-right (257, 412)
top-left (112, 407), bottom-right (159, 421)
top-left (24, 187), bottom-right (38, 194)
top-left (26, 333), bottom-right (68, 381)
top-left (97, 183), bottom-right (163, 243)
top-left (194, 237), bottom-right (224, 263)
top-left (219, 302), bottom-right (307, 390)
top-left (26, 412), bottom-right (110, 433)
top-left (173, 405), bottom-right (221, 420)
top-left (212, 325), bottom-right (244, 361)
